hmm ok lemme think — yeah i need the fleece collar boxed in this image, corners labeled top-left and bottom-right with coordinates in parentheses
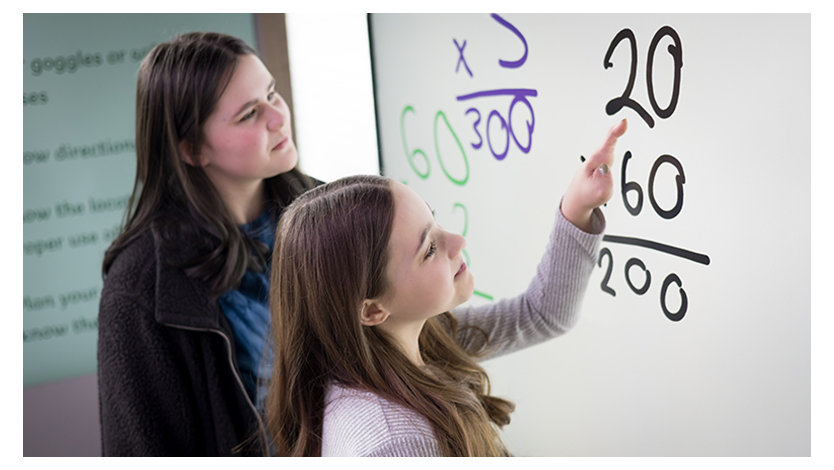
top-left (150, 226), bottom-right (224, 331)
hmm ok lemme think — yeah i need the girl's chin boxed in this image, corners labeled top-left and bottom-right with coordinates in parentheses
top-left (269, 150), bottom-right (299, 177)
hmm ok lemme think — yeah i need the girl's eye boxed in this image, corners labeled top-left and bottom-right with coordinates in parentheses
top-left (240, 108), bottom-right (256, 122)
top-left (424, 240), bottom-right (437, 260)
top-left (267, 90), bottom-right (277, 101)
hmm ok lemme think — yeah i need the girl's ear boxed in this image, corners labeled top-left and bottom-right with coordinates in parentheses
top-left (178, 140), bottom-right (205, 167)
top-left (359, 300), bottom-right (390, 327)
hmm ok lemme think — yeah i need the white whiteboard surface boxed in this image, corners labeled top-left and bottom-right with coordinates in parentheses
top-left (369, 13), bottom-right (809, 456)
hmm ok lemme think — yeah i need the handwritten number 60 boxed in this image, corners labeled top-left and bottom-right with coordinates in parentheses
top-left (401, 106), bottom-right (470, 186)
top-left (604, 26), bottom-right (683, 128)
top-left (621, 151), bottom-right (686, 219)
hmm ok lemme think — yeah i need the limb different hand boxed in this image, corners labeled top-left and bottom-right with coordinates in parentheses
top-left (561, 119), bottom-right (627, 232)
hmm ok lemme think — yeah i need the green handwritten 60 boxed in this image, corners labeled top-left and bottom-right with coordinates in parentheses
top-left (400, 105), bottom-right (469, 186)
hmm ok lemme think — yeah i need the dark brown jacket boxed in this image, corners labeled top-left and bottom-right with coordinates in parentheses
top-left (97, 226), bottom-right (267, 456)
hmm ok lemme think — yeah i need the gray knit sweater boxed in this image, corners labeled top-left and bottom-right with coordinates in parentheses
top-left (321, 208), bottom-right (605, 456)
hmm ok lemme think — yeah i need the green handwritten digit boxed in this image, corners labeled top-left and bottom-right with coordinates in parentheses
top-left (453, 203), bottom-right (470, 267)
top-left (451, 202), bottom-right (488, 299)
top-left (400, 105), bottom-right (430, 179)
top-left (472, 290), bottom-right (494, 301)
top-left (433, 110), bottom-right (469, 186)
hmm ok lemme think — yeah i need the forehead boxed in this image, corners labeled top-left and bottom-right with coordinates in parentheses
top-left (213, 55), bottom-right (270, 112)
top-left (391, 181), bottom-right (427, 216)
top-left (388, 182), bottom-right (432, 254)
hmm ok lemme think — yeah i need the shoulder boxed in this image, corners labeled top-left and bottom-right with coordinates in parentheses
top-left (101, 229), bottom-right (158, 306)
top-left (98, 229), bottom-right (162, 356)
top-left (321, 383), bottom-right (441, 457)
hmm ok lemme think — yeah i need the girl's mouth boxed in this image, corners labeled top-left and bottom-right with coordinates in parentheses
top-left (454, 261), bottom-right (467, 278)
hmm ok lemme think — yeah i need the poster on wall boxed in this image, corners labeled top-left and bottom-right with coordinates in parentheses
top-left (22, 14), bottom-right (258, 387)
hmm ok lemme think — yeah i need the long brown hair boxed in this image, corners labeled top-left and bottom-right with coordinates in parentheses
top-left (102, 32), bottom-right (315, 296)
top-left (266, 175), bottom-right (514, 456)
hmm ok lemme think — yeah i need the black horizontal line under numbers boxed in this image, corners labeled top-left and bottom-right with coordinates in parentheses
top-left (602, 234), bottom-right (711, 266)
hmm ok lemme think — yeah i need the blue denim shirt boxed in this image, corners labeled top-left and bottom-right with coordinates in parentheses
top-left (218, 210), bottom-right (276, 413)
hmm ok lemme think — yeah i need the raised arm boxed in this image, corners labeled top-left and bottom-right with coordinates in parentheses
top-left (451, 120), bottom-right (627, 359)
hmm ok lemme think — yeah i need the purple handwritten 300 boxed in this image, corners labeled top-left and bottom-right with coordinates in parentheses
top-left (454, 14), bottom-right (537, 161)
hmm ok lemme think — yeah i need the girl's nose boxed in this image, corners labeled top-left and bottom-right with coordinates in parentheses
top-left (266, 104), bottom-right (285, 131)
top-left (445, 231), bottom-right (466, 259)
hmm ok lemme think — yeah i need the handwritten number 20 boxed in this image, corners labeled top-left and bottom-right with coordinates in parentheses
top-left (604, 26), bottom-right (683, 128)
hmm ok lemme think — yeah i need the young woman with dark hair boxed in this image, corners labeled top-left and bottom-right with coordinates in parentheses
top-left (97, 32), bottom-right (318, 456)
top-left (266, 120), bottom-right (628, 456)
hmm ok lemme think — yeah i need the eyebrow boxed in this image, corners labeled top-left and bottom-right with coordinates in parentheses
top-left (232, 78), bottom-right (276, 118)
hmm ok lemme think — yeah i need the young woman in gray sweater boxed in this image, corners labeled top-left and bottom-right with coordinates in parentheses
top-left (266, 120), bottom-right (627, 456)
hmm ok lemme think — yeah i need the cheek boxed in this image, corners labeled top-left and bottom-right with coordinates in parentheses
top-left (220, 131), bottom-right (264, 165)
top-left (236, 129), bottom-right (265, 152)
top-left (388, 267), bottom-right (446, 313)
top-left (417, 264), bottom-right (454, 302)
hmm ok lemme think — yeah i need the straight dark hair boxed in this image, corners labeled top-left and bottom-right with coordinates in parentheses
top-left (102, 32), bottom-right (315, 296)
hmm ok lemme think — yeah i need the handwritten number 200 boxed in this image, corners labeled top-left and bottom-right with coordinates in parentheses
top-left (598, 248), bottom-right (688, 321)
top-left (604, 26), bottom-right (683, 128)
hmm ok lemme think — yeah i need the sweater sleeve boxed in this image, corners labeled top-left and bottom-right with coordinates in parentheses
top-left (450, 207), bottom-right (604, 361)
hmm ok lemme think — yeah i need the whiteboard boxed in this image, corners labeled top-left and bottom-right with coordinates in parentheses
top-left (369, 13), bottom-right (809, 456)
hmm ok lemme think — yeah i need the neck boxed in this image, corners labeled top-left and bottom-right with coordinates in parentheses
top-left (210, 177), bottom-right (266, 224)
top-left (378, 320), bottom-right (426, 367)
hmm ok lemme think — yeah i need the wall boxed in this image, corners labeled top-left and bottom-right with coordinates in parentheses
top-left (286, 12), bottom-right (379, 180)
